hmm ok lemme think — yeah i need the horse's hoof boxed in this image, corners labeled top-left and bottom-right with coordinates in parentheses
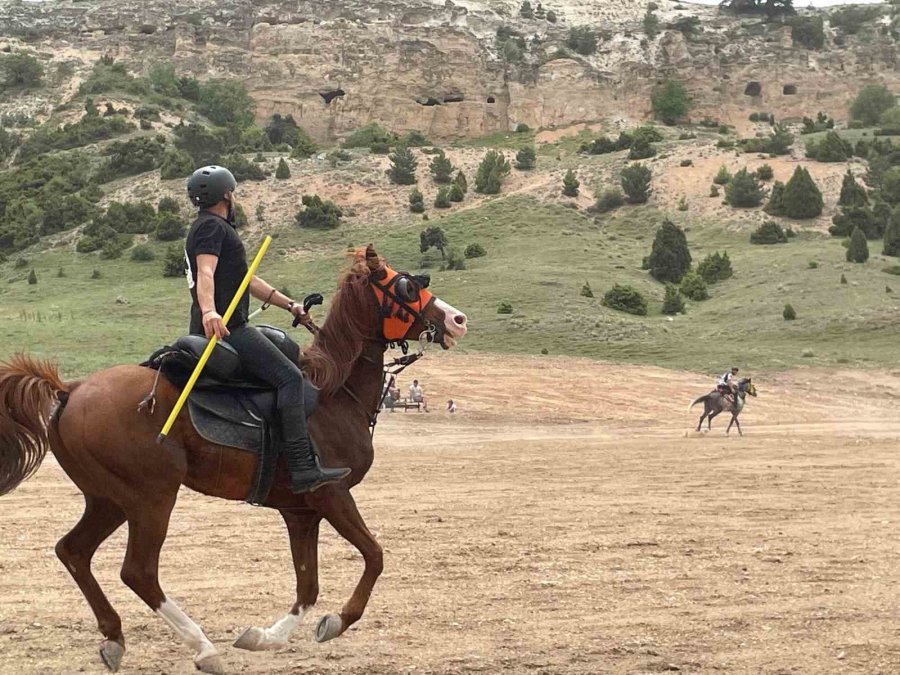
top-left (315, 614), bottom-right (344, 643)
top-left (99, 640), bottom-right (124, 673)
top-left (233, 626), bottom-right (265, 651)
top-left (195, 654), bottom-right (225, 675)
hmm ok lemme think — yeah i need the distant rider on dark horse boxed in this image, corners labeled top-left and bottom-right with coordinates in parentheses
top-left (183, 165), bottom-right (350, 493)
top-left (717, 366), bottom-right (740, 403)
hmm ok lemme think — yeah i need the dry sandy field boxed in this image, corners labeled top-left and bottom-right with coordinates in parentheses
top-left (2, 354), bottom-right (900, 674)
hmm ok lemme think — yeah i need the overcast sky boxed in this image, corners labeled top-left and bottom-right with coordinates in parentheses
top-left (691, 0), bottom-right (886, 6)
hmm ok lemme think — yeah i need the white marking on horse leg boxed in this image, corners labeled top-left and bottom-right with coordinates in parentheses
top-left (156, 598), bottom-right (218, 662)
top-left (234, 607), bottom-right (310, 651)
top-left (266, 607), bottom-right (308, 645)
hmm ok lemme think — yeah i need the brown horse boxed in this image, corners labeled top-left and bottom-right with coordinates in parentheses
top-left (0, 244), bottom-right (468, 674)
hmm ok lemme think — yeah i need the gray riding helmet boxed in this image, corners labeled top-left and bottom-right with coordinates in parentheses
top-left (187, 165), bottom-right (237, 208)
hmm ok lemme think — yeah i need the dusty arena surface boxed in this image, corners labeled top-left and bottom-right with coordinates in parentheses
top-left (2, 354), bottom-right (900, 674)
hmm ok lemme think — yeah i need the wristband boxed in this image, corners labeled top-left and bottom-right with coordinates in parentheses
top-left (287, 301), bottom-right (295, 311)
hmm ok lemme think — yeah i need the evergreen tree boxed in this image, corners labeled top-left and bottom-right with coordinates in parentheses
top-left (454, 170), bottom-right (468, 194)
top-left (275, 157), bottom-right (291, 180)
top-left (602, 284), bottom-right (648, 316)
top-left (448, 182), bottom-right (465, 202)
top-left (883, 208), bottom-right (900, 256)
top-left (562, 169), bottom-right (580, 197)
top-left (155, 213), bottom-right (186, 241)
top-left (519, 1), bottom-right (534, 18)
top-left (475, 150), bottom-right (511, 194)
top-left (434, 187), bottom-right (451, 209)
top-left (679, 272), bottom-right (709, 301)
top-left (725, 168), bottom-right (764, 207)
top-left (756, 164), bottom-right (774, 181)
top-left (782, 166), bottom-right (823, 219)
top-left (515, 145), bottom-right (537, 170)
top-left (713, 165), bottom-right (732, 185)
top-left (783, 303), bottom-right (796, 321)
top-left (750, 220), bottom-right (788, 244)
top-left (881, 168), bottom-right (900, 205)
top-left (662, 284), bottom-right (685, 315)
top-left (644, 10), bottom-right (661, 38)
top-left (648, 219), bottom-right (691, 283)
top-left (850, 84), bottom-right (898, 126)
top-left (429, 151), bottom-right (454, 183)
top-left (839, 169), bottom-right (868, 207)
top-left (811, 130), bottom-right (852, 162)
top-left (409, 187), bottom-right (425, 213)
top-left (388, 145), bottom-right (418, 185)
top-left (628, 138), bottom-right (656, 160)
top-left (830, 206), bottom-right (880, 239)
top-left (420, 226), bottom-right (448, 258)
top-left (651, 79), bottom-right (691, 126)
top-left (697, 251), bottom-right (733, 283)
top-left (27, 268), bottom-right (37, 285)
top-left (162, 246), bottom-right (185, 277)
top-left (84, 98), bottom-right (99, 117)
top-left (160, 149), bottom-right (195, 180)
top-left (764, 180), bottom-right (786, 215)
top-left (1, 52), bottom-right (44, 88)
top-left (847, 225), bottom-right (870, 262)
top-left (295, 194), bottom-right (343, 229)
top-left (620, 163), bottom-right (652, 204)
top-left (289, 128), bottom-right (318, 159)
top-left (158, 196), bottom-right (180, 214)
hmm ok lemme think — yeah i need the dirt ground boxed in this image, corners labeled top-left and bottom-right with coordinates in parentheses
top-left (2, 354), bottom-right (900, 674)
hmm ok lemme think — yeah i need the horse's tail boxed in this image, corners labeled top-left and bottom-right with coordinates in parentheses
top-left (688, 394), bottom-right (709, 411)
top-left (0, 354), bottom-right (69, 497)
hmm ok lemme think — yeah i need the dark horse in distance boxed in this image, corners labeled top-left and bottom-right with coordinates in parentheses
top-left (690, 377), bottom-right (757, 436)
top-left (0, 245), bottom-right (468, 674)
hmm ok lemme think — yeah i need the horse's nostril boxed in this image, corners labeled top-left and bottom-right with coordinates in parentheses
top-left (454, 314), bottom-right (467, 325)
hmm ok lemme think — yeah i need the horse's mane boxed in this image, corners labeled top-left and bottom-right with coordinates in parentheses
top-left (301, 247), bottom-right (380, 396)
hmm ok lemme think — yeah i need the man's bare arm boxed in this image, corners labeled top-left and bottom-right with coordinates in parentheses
top-left (196, 254), bottom-right (229, 339)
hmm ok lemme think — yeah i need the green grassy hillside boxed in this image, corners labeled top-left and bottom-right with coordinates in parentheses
top-left (3, 193), bottom-right (899, 378)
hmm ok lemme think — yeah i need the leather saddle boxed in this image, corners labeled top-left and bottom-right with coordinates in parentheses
top-left (143, 325), bottom-right (318, 504)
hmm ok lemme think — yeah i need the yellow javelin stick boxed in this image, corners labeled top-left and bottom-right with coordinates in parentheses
top-left (157, 235), bottom-right (273, 444)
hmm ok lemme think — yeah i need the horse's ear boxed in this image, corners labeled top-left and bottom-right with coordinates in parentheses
top-left (365, 244), bottom-right (382, 271)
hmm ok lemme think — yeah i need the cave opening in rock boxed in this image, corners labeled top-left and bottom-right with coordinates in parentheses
top-left (320, 89), bottom-right (346, 104)
top-left (783, 84), bottom-right (797, 95)
top-left (486, 96), bottom-right (496, 103)
top-left (744, 81), bottom-right (762, 97)
top-left (443, 94), bottom-right (464, 103)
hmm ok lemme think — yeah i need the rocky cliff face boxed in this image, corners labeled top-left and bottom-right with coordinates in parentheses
top-left (1, 0), bottom-right (898, 141)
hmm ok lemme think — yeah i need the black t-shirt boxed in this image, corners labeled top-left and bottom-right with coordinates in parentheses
top-left (184, 211), bottom-right (249, 334)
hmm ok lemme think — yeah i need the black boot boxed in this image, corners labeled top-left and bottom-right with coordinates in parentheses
top-left (279, 405), bottom-right (351, 493)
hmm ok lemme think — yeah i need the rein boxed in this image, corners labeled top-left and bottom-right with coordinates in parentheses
top-left (296, 315), bottom-right (434, 439)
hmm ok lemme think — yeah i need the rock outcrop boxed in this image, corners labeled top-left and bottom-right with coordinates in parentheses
top-left (1, 0), bottom-right (898, 141)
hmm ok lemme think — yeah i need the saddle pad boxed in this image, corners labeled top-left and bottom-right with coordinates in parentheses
top-left (190, 387), bottom-right (274, 429)
top-left (188, 400), bottom-right (265, 454)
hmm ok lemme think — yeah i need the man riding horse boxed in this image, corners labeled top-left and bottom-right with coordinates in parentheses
top-left (184, 165), bottom-right (350, 493)
top-left (717, 366), bottom-right (740, 403)
top-left (692, 375), bottom-right (757, 436)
